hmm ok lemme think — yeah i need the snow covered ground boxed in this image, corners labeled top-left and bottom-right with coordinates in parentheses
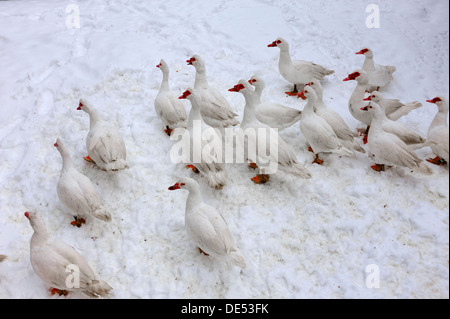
top-left (0, 0), bottom-right (448, 299)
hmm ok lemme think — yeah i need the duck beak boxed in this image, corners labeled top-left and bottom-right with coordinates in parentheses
top-left (77, 102), bottom-right (83, 110)
top-left (361, 106), bottom-right (369, 111)
top-left (297, 91), bottom-right (306, 100)
top-left (168, 183), bottom-right (180, 190)
top-left (363, 96), bottom-right (371, 101)
top-left (24, 212), bottom-right (30, 219)
top-left (267, 41), bottom-right (277, 47)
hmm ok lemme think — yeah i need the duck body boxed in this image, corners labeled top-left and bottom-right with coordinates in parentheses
top-left (298, 87), bottom-right (355, 162)
top-left (426, 97), bottom-right (449, 165)
top-left (365, 92), bottom-right (425, 147)
top-left (249, 75), bottom-right (302, 130)
top-left (25, 211), bottom-right (112, 297)
top-left (306, 81), bottom-right (365, 154)
top-left (178, 88), bottom-right (227, 189)
top-left (154, 59), bottom-right (187, 135)
top-left (187, 55), bottom-right (239, 128)
top-left (268, 37), bottom-right (334, 94)
top-left (362, 102), bottom-right (432, 174)
top-left (356, 48), bottom-right (396, 91)
top-left (230, 80), bottom-right (312, 181)
top-left (55, 138), bottom-right (111, 224)
top-left (78, 98), bottom-right (128, 172)
top-left (168, 178), bottom-right (246, 268)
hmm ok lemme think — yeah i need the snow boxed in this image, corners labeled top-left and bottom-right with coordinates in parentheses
top-left (0, 0), bottom-right (448, 299)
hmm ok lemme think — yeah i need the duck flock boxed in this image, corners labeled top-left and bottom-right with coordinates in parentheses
top-left (14, 36), bottom-right (448, 298)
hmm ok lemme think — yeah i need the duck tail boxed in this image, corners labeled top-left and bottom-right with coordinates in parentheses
top-left (92, 206), bottom-right (112, 222)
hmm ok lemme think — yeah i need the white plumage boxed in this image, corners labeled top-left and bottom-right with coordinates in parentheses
top-left (361, 102), bottom-right (433, 175)
top-left (356, 47), bottom-right (396, 92)
top-left (229, 80), bottom-right (312, 183)
top-left (154, 58), bottom-right (187, 136)
top-left (249, 75), bottom-right (302, 130)
top-left (186, 55), bottom-right (239, 128)
top-left (297, 86), bottom-right (355, 164)
top-left (78, 98), bottom-right (128, 172)
top-left (268, 37), bottom-right (334, 95)
top-left (365, 92), bottom-right (426, 148)
top-left (168, 177), bottom-right (246, 268)
top-left (177, 87), bottom-right (227, 190)
top-left (25, 211), bottom-right (113, 297)
top-left (55, 138), bottom-right (111, 226)
top-left (426, 96), bottom-right (449, 165)
top-left (305, 81), bottom-right (365, 154)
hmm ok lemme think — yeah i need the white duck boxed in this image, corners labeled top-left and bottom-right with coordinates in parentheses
top-left (229, 80), bottom-right (312, 183)
top-left (363, 92), bottom-right (426, 148)
top-left (186, 55), bottom-right (239, 128)
top-left (364, 91), bottom-right (422, 122)
top-left (426, 96), bottom-right (449, 166)
top-left (177, 88), bottom-right (227, 190)
top-left (297, 87), bottom-right (355, 164)
top-left (55, 138), bottom-right (111, 227)
top-left (268, 37), bottom-right (334, 96)
top-left (168, 177), bottom-right (246, 268)
top-left (154, 59), bottom-right (187, 136)
top-left (25, 211), bottom-right (113, 297)
top-left (344, 70), bottom-right (419, 143)
top-left (361, 102), bottom-right (433, 174)
top-left (305, 81), bottom-right (365, 154)
top-left (248, 75), bottom-right (302, 130)
top-left (78, 98), bottom-right (128, 172)
top-left (356, 47), bottom-right (396, 92)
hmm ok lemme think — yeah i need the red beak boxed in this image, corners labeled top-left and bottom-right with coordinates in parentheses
top-left (24, 212), bottom-right (30, 219)
top-left (54, 143), bottom-right (58, 147)
top-left (178, 90), bottom-right (191, 99)
top-left (228, 84), bottom-right (244, 92)
top-left (363, 96), bottom-right (372, 101)
top-left (267, 41), bottom-right (277, 47)
top-left (168, 183), bottom-right (181, 190)
top-left (77, 103), bottom-right (83, 110)
top-left (156, 63), bottom-right (161, 68)
top-left (297, 91), bottom-right (306, 100)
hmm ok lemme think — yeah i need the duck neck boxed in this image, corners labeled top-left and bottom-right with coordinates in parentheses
top-left (241, 92), bottom-right (257, 128)
top-left (194, 67), bottom-right (208, 89)
top-left (303, 96), bottom-right (317, 115)
top-left (430, 104), bottom-right (449, 130)
top-left (87, 108), bottom-right (101, 129)
top-left (187, 98), bottom-right (203, 129)
top-left (30, 219), bottom-right (50, 246)
top-left (279, 47), bottom-right (292, 66)
top-left (254, 85), bottom-right (263, 105)
top-left (185, 186), bottom-right (202, 213)
top-left (363, 55), bottom-right (375, 71)
top-left (160, 69), bottom-right (170, 91)
top-left (351, 81), bottom-right (367, 104)
top-left (58, 146), bottom-right (74, 171)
